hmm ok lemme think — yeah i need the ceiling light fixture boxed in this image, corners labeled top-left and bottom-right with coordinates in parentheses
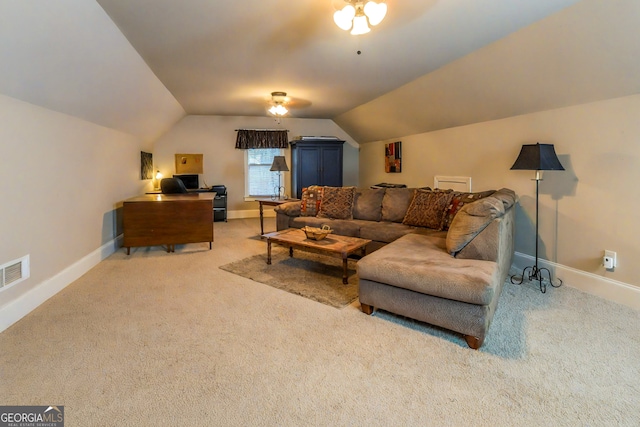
top-left (333, 1), bottom-right (387, 35)
top-left (268, 91), bottom-right (289, 117)
top-left (268, 104), bottom-right (288, 116)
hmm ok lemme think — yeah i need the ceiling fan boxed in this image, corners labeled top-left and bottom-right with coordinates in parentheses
top-left (268, 91), bottom-right (290, 117)
top-left (264, 91), bottom-right (312, 118)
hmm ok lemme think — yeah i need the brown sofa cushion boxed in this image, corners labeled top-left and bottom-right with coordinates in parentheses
top-left (318, 186), bottom-right (356, 220)
top-left (442, 190), bottom-right (496, 230)
top-left (300, 185), bottom-right (324, 217)
top-left (353, 188), bottom-right (385, 221)
top-left (357, 233), bottom-right (499, 305)
top-left (402, 189), bottom-right (454, 230)
top-left (446, 193), bottom-right (513, 255)
top-left (381, 188), bottom-right (415, 222)
top-left (359, 221), bottom-right (418, 243)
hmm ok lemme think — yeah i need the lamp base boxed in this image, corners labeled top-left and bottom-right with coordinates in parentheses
top-left (271, 185), bottom-right (286, 201)
top-left (510, 265), bottom-right (562, 293)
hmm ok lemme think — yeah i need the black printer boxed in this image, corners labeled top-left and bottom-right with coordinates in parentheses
top-left (210, 185), bottom-right (226, 195)
top-left (210, 185), bottom-right (227, 222)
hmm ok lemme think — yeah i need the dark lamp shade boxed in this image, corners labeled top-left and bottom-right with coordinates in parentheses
top-left (511, 143), bottom-right (564, 171)
top-left (270, 156), bottom-right (289, 172)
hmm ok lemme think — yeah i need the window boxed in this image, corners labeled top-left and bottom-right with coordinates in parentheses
top-left (244, 148), bottom-right (284, 198)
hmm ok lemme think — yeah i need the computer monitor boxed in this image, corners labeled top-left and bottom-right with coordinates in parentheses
top-left (173, 174), bottom-right (199, 189)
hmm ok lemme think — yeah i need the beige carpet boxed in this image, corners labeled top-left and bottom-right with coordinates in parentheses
top-left (1, 218), bottom-right (639, 426)
top-left (219, 248), bottom-right (358, 308)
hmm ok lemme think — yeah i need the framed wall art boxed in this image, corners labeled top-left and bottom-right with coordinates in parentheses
top-left (175, 153), bottom-right (204, 174)
top-left (385, 141), bottom-right (401, 173)
top-left (141, 151), bottom-right (153, 180)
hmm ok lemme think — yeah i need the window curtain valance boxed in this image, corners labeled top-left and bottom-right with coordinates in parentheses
top-left (235, 129), bottom-right (289, 149)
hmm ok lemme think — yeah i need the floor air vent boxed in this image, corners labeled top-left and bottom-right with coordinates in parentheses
top-left (0, 255), bottom-right (30, 289)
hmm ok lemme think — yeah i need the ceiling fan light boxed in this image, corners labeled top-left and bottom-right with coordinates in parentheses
top-left (350, 15), bottom-right (370, 35)
top-left (334, 5), bottom-right (355, 31)
top-left (333, 11), bottom-right (352, 31)
top-left (269, 104), bottom-right (288, 116)
top-left (341, 4), bottom-right (356, 20)
top-left (364, 1), bottom-right (386, 26)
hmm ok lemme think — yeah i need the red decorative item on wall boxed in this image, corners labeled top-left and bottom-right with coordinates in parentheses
top-left (385, 141), bottom-right (401, 173)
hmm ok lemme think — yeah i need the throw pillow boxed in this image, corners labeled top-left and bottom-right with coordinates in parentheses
top-left (318, 186), bottom-right (356, 220)
top-left (442, 190), bottom-right (496, 231)
top-left (352, 188), bottom-right (385, 221)
top-left (402, 189), bottom-right (454, 230)
top-left (300, 185), bottom-right (324, 217)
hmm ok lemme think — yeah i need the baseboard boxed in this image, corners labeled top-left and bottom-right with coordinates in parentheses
top-left (0, 235), bottom-right (123, 333)
top-left (512, 252), bottom-right (640, 310)
top-left (5, 243), bottom-right (635, 334)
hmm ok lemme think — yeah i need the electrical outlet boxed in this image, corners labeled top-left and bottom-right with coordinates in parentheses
top-left (603, 250), bottom-right (617, 270)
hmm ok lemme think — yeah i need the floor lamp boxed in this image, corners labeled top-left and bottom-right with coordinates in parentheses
top-left (510, 143), bottom-right (564, 293)
top-left (270, 156), bottom-right (289, 200)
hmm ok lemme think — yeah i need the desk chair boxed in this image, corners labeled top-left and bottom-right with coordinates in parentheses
top-left (160, 177), bottom-right (188, 194)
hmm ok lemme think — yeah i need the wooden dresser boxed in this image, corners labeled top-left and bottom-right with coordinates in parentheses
top-left (123, 193), bottom-right (215, 254)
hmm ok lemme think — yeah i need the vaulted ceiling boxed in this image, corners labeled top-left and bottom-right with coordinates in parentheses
top-left (2, 1), bottom-right (639, 143)
top-left (96, 0), bottom-right (580, 118)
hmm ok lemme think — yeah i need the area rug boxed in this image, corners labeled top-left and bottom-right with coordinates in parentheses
top-left (219, 248), bottom-right (358, 308)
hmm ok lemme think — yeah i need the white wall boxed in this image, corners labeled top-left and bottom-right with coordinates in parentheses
top-left (0, 0), bottom-right (185, 142)
top-left (336, 0), bottom-right (640, 144)
top-left (0, 94), bottom-right (150, 330)
top-left (360, 94), bottom-right (640, 295)
top-left (153, 115), bottom-right (359, 216)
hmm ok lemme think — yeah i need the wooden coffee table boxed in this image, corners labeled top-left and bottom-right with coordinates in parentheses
top-left (263, 228), bottom-right (371, 284)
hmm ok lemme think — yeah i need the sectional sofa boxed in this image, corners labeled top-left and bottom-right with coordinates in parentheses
top-left (274, 186), bottom-right (516, 349)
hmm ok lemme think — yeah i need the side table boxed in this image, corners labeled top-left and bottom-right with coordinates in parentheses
top-left (253, 197), bottom-right (300, 235)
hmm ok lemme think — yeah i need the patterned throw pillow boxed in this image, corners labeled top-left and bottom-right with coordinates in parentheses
top-left (318, 186), bottom-right (356, 220)
top-left (441, 190), bottom-right (495, 230)
top-left (300, 185), bottom-right (324, 217)
top-left (402, 189), bottom-right (455, 230)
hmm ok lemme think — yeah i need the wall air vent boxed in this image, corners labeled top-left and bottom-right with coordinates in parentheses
top-left (0, 255), bottom-right (30, 290)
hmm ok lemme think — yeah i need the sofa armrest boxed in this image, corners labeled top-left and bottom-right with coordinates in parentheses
top-left (456, 211), bottom-right (514, 261)
top-left (274, 201), bottom-right (301, 217)
top-left (456, 207), bottom-right (515, 303)
top-left (445, 188), bottom-right (516, 258)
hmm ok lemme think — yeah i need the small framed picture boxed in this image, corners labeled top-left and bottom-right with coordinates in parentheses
top-left (175, 153), bottom-right (204, 174)
top-left (141, 151), bottom-right (153, 180)
top-left (384, 141), bottom-right (401, 173)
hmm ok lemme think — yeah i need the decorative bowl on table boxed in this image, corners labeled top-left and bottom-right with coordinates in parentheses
top-left (302, 225), bottom-right (332, 240)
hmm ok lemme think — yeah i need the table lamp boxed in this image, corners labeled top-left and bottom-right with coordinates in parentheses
top-left (154, 170), bottom-right (163, 190)
top-left (270, 156), bottom-right (289, 200)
